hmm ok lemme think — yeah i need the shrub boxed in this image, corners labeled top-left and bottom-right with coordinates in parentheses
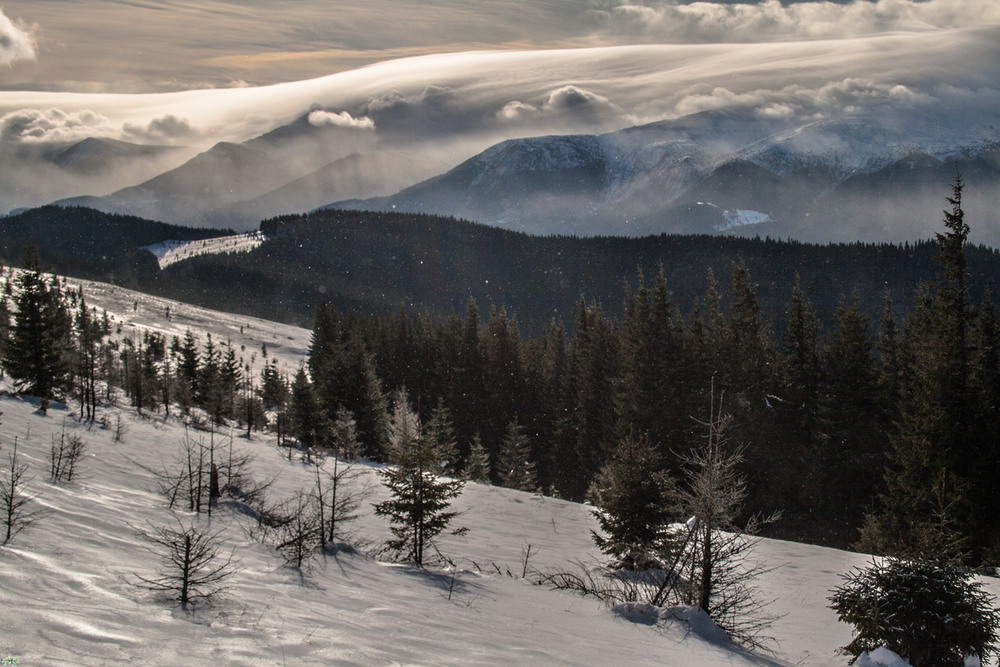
top-left (829, 557), bottom-right (1000, 666)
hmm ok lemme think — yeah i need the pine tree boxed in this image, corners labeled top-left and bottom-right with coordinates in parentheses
top-left (587, 434), bottom-right (676, 570)
top-left (373, 390), bottom-right (466, 565)
top-left (4, 253), bottom-right (74, 412)
top-left (496, 418), bottom-right (537, 492)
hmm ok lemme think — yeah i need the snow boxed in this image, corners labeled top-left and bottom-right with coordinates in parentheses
top-left (717, 208), bottom-right (771, 232)
top-left (2, 274), bottom-right (998, 666)
top-left (853, 648), bottom-right (910, 667)
top-left (696, 201), bottom-right (772, 232)
top-left (143, 232), bottom-right (266, 269)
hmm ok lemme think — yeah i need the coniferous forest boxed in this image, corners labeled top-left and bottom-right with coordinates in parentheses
top-left (0, 180), bottom-right (998, 563)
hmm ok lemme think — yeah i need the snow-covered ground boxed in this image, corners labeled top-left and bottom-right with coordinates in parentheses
top-left (143, 232), bottom-right (266, 269)
top-left (0, 275), bottom-right (994, 665)
top-left (61, 270), bottom-right (311, 381)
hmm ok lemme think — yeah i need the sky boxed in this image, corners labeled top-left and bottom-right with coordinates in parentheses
top-left (0, 0), bottom-right (996, 147)
top-left (2, 0), bottom-right (999, 93)
top-left (0, 1), bottom-right (997, 222)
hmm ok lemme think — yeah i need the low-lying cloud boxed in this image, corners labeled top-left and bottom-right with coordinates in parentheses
top-left (308, 109), bottom-right (375, 130)
top-left (498, 85), bottom-right (627, 130)
top-left (587, 0), bottom-right (1000, 43)
top-left (673, 78), bottom-right (928, 119)
top-left (0, 8), bottom-right (35, 65)
top-left (123, 115), bottom-right (199, 143)
top-left (0, 108), bottom-right (114, 143)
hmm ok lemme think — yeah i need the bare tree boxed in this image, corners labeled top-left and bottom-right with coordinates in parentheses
top-left (49, 422), bottom-right (86, 484)
top-left (652, 389), bottom-right (778, 651)
top-left (1, 437), bottom-right (44, 544)
top-left (313, 452), bottom-right (370, 551)
top-left (269, 491), bottom-right (323, 570)
top-left (144, 428), bottom-right (270, 517)
top-left (545, 389), bottom-right (777, 652)
top-left (132, 517), bottom-right (239, 610)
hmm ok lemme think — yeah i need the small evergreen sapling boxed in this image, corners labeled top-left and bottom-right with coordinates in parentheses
top-left (374, 391), bottom-right (466, 565)
top-left (829, 557), bottom-right (1000, 667)
top-left (587, 434), bottom-right (676, 570)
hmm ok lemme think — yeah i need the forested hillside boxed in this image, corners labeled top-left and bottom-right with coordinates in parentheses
top-left (2, 205), bottom-right (998, 335)
top-left (2, 183), bottom-right (996, 552)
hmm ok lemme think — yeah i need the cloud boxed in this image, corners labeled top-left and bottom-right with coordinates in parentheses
top-left (587, 0), bottom-right (1000, 43)
top-left (672, 78), bottom-right (931, 119)
top-left (497, 100), bottom-right (540, 122)
top-left (122, 115), bottom-right (199, 143)
top-left (0, 9), bottom-right (35, 65)
top-left (307, 109), bottom-right (375, 130)
top-left (0, 108), bottom-right (115, 143)
top-left (498, 85), bottom-right (627, 130)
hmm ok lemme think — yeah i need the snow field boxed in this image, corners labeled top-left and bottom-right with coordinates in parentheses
top-left (1, 274), bottom-right (998, 665)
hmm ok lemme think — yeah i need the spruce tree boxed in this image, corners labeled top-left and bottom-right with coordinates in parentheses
top-left (4, 253), bottom-right (74, 412)
top-left (860, 176), bottom-right (991, 560)
top-left (463, 433), bottom-right (491, 483)
top-left (496, 418), bottom-right (537, 492)
top-left (373, 391), bottom-right (465, 565)
top-left (587, 434), bottom-right (676, 570)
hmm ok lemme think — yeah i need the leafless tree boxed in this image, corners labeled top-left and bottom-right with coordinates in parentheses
top-left (544, 388), bottom-right (778, 652)
top-left (268, 491), bottom-right (323, 570)
top-left (313, 452), bottom-right (371, 551)
top-left (49, 422), bottom-right (86, 484)
top-left (651, 389), bottom-right (779, 651)
top-left (132, 516), bottom-right (239, 610)
top-left (1, 438), bottom-right (44, 544)
top-left (144, 428), bottom-right (271, 517)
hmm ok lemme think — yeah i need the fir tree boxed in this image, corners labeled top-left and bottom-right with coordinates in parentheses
top-left (496, 418), bottom-right (537, 492)
top-left (373, 391), bottom-right (466, 565)
top-left (587, 434), bottom-right (676, 570)
top-left (3, 253), bottom-right (74, 412)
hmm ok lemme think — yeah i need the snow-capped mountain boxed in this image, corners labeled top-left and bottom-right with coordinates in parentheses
top-left (327, 110), bottom-right (1000, 245)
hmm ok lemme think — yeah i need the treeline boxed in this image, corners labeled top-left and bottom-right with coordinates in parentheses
top-left (0, 184), bottom-right (997, 561)
top-left (4, 205), bottom-right (999, 335)
top-left (285, 181), bottom-right (1000, 558)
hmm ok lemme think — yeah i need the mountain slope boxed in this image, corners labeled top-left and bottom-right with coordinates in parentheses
top-left (327, 111), bottom-right (1000, 245)
top-left (3, 206), bottom-right (999, 334)
top-left (2, 270), bottom-right (999, 665)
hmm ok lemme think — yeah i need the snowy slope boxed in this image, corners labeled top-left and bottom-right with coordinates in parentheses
top-left (1, 275), bottom-right (996, 665)
top-left (328, 108), bottom-right (1000, 243)
top-left (143, 232), bottom-right (266, 269)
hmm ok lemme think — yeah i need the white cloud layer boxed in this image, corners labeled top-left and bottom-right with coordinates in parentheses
top-left (0, 25), bottom-right (995, 150)
top-left (0, 8), bottom-right (35, 65)
top-left (588, 0), bottom-right (1000, 42)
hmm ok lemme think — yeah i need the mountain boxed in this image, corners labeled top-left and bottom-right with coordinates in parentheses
top-left (327, 111), bottom-right (1000, 246)
top-left (48, 137), bottom-right (184, 174)
top-left (35, 107), bottom-right (1000, 246)
top-left (53, 112), bottom-right (453, 230)
top-left (0, 206), bottom-right (226, 285)
top-left (0, 138), bottom-right (193, 217)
